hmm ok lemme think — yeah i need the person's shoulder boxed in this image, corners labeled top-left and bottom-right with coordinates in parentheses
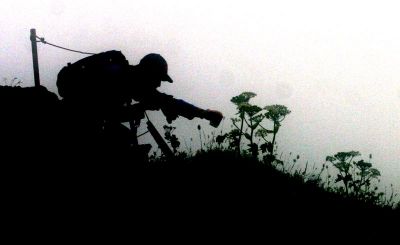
top-left (95, 50), bottom-right (129, 65)
top-left (151, 90), bottom-right (175, 102)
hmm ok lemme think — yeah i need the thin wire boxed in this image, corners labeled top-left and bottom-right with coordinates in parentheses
top-left (137, 131), bottom-right (149, 138)
top-left (36, 36), bottom-right (96, 55)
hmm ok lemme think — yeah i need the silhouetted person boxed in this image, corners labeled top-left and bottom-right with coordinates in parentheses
top-left (56, 50), bottom-right (223, 164)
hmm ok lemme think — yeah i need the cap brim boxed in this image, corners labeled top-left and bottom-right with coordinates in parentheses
top-left (162, 74), bottom-right (173, 83)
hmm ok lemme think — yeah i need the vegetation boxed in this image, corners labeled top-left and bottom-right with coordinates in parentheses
top-left (1, 77), bottom-right (23, 87)
top-left (215, 91), bottom-right (291, 164)
top-left (154, 91), bottom-right (399, 213)
top-left (144, 90), bottom-right (399, 238)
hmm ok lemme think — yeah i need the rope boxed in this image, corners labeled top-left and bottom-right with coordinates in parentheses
top-left (36, 36), bottom-right (96, 55)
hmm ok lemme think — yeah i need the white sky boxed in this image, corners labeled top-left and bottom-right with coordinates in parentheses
top-left (1, 0), bottom-right (399, 192)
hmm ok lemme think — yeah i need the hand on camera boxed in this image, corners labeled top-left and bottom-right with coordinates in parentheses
top-left (205, 109), bottom-right (223, 128)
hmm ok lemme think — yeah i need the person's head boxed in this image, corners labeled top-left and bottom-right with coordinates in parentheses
top-left (138, 53), bottom-right (173, 89)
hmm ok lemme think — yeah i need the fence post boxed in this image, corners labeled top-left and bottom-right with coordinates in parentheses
top-left (30, 28), bottom-right (40, 87)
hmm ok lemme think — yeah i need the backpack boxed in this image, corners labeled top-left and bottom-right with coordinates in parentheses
top-left (56, 50), bottom-right (129, 100)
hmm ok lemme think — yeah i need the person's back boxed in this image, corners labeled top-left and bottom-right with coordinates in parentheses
top-left (57, 50), bottom-right (131, 113)
top-left (56, 51), bottom-right (134, 159)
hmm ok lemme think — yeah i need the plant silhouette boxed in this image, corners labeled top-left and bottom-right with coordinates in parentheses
top-left (220, 92), bottom-right (291, 163)
top-left (325, 151), bottom-right (389, 205)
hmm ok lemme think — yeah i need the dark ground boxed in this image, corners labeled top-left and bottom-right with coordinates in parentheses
top-left (1, 85), bottom-right (398, 242)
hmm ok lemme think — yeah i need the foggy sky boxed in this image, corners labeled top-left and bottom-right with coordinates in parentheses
top-left (1, 0), bottom-right (399, 191)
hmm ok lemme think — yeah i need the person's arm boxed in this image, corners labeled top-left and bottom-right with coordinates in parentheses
top-left (144, 91), bottom-right (223, 127)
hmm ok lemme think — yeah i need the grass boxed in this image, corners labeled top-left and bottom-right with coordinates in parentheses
top-left (143, 147), bottom-right (399, 238)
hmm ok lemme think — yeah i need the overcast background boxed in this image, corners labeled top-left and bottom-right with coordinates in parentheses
top-left (1, 0), bottom-right (399, 193)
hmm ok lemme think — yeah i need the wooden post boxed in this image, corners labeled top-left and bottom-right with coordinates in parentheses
top-left (30, 28), bottom-right (40, 87)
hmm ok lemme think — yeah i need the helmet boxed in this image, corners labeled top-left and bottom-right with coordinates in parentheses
top-left (139, 53), bottom-right (173, 83)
